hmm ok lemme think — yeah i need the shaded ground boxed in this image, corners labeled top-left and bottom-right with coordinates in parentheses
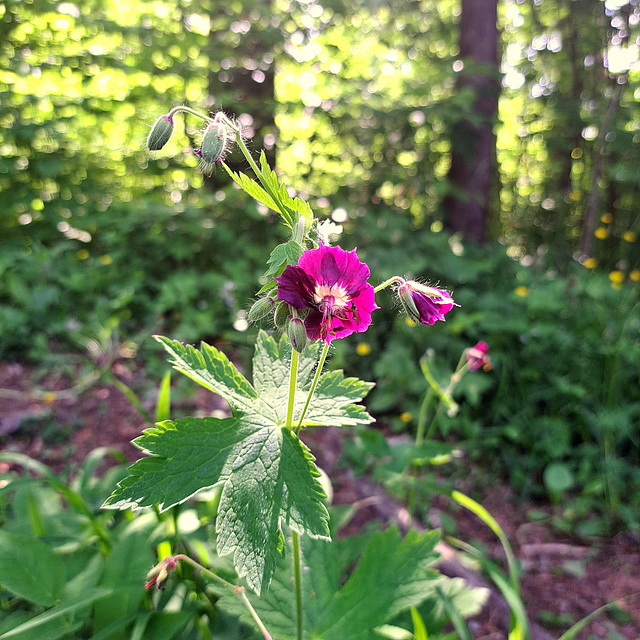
top-left (1, 361), bottom-right (638, 639)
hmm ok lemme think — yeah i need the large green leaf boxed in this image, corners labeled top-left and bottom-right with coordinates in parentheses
top-left (222, 526), bottom-right (444, 640)
top-left (104, 332), bottom-right (372, 593)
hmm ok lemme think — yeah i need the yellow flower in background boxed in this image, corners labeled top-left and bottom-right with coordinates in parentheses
top-left (356, 342), bottom-right (372, 356)
top-left (42, 392), bottom-right (56, 403)
top-left (400, 412), bottom-right (412, 423)
top-left (629, 270), bottom-right (640, 282)
top-left (99, 255), bottom-right (113, 265)
top-left (600, 213), bottom-right (614, 224)
top-left (515, 286), bottom-right (529, 297)
top-left (594, 227), bottom-right (609, 239)
top-left (623, 231), bottom-right (637, 243)
top-left (77, 249), bottom-right (90, 260)
top-left (609, 271), bottom-right (624, 285)
top-left (583, 258), bottom-right (598, 269)
top-left (405, 317), bottom-right (417, 327)
top-left (569, 191), bottom-right (581, 201)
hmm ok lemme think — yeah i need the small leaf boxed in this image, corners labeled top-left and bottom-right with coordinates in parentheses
top-left (264, 240), bottom-right (304, 278)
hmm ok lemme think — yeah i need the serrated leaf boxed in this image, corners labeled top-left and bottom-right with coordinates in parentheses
top-left (105, 331), bottom-right (373, 594)
top-left (222, 526), bottom-right (442, 640)
top-left (264, 240), bottom-right (304, 278)
top-left (104, 417), bottom-right (329, 594)
top-left (222, 164), bottom-right (278, 212)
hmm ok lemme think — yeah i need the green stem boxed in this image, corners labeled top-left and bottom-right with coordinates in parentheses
top-left (285, 349), bottom-right (300, 430)
top-left (374, 276), bottom-right (405, 294)
top-left (283, 348), bottom-right (305, 639)
top-left (292, 530), bottom-right (304, 640)
top-left (295, 342), bottom-right (330, 435)
top-left (217, 114), bottom-right (293, 224)
top-left (173, 555), bottom-right (273, 640)
top-left (167, 105), bottom-right (211, 122)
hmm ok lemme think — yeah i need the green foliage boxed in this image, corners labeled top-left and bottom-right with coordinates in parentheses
top-left (0, 449), bottom-right (488, 640)
top-left (335, 210), bottom-right (640, 533)
top-left (219, 524), bottom-right (486, 640)
top-left (105, 331), bottom-right (374, 594)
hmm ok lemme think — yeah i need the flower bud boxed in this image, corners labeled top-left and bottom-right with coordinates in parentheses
top-left (397, 282), bottom-right (421, 323)
top-left (147, 114), bottom-right (174, 151)
top-left (274, 301), bottom-right (291, 330)
top-left (287, 317), bottom-right (308, 352)
top-left (248, 296), bottom-right (275, 323)
top-left (197, 120), bottom-right (231, 165)
top-left (396, 280), bottom-right (457, 326)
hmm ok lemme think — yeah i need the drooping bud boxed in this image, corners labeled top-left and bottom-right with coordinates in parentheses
top-left (146, 114), bottom-right (174, 151)
top-left (396, 279), bottom-right (457, 326)
top-left (248, 296), bottom-right (275, 323)
top-left (274, 301), bottom-right (292, 330)
top-left (197, 116), bottom-right (232, 166)
top-left (287, 317), bottom-right (308, 352)
top-left (145, 556), bottom-right (178, 591)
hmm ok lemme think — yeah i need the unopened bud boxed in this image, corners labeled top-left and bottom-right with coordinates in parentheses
top-left (287, 317), bottom-right (308, 352)
top-left (248, 296), bottom-right (275, 323)
top-left (147, 114), bottom-right (174, 151)
top-left (198, 119), bottom-right (231, 165)
top-left (397, 282), bottom-right (421, 323)
top-left (274, 301), bottom-right (291, 330)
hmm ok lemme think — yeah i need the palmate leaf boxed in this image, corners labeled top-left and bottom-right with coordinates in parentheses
top-left (221, 526), bottom-right (445, 640)
top-left (104, 331), bottom-right (373, 594)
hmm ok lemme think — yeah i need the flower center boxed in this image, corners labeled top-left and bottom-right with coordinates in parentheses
top-left (314, 284), bottom-right (349, 309)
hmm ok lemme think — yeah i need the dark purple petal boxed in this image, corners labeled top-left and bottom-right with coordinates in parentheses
top-left (304, 310), bottom-right (323, 341)
top-left (274, 265), bottom-right (315, 310)
top-left (411, 290), bottom-right (451, 324)
top-left (320, 251), bottom-right (341, 286)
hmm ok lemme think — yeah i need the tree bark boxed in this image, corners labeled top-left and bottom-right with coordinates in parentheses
top-left (444, 0), bottom-right (500, 244)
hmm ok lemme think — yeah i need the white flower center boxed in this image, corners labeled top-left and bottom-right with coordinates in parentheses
top-left (314, 284), bottom-right (349, 309)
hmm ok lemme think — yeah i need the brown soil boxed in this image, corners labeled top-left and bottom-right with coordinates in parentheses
top-left (1, 361), bottom-right (639, 640)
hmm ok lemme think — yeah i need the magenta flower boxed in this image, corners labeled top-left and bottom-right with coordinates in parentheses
top-left (274, 244), bottom-right (378, 343)
top-left (466, 341), bottom-right (491, 371)
top-left (397, 279), bottom-right (457, 325)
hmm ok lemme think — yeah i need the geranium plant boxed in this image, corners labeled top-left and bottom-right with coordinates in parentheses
top-left (103, 106), bottom-right (461, 639)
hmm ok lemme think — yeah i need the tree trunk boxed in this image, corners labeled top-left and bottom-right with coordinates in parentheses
top-left (444, 0), bottom-right (500, 244)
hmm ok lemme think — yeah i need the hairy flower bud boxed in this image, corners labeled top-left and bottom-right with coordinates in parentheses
top-left (287, 317), bottom-right (308, 352)
top-left (396, 280), bottom-right (457, 326)
top-left (197, 118), bottom-right (232, 166)
top-left (147, 114), bottom-right (174, 151)
top-left (248, 296), bottom-right (275, 323)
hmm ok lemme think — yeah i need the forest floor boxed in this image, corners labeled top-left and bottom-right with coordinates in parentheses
top-left (1, 360), bottom-right (639, 640)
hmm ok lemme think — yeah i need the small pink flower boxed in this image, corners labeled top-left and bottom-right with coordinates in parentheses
top-left (274, 244), bottom-right (378, 343)
top-left (466, 341), bottom-right (491, 371)
top-left (397, 280), bottom-right (457, 325)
